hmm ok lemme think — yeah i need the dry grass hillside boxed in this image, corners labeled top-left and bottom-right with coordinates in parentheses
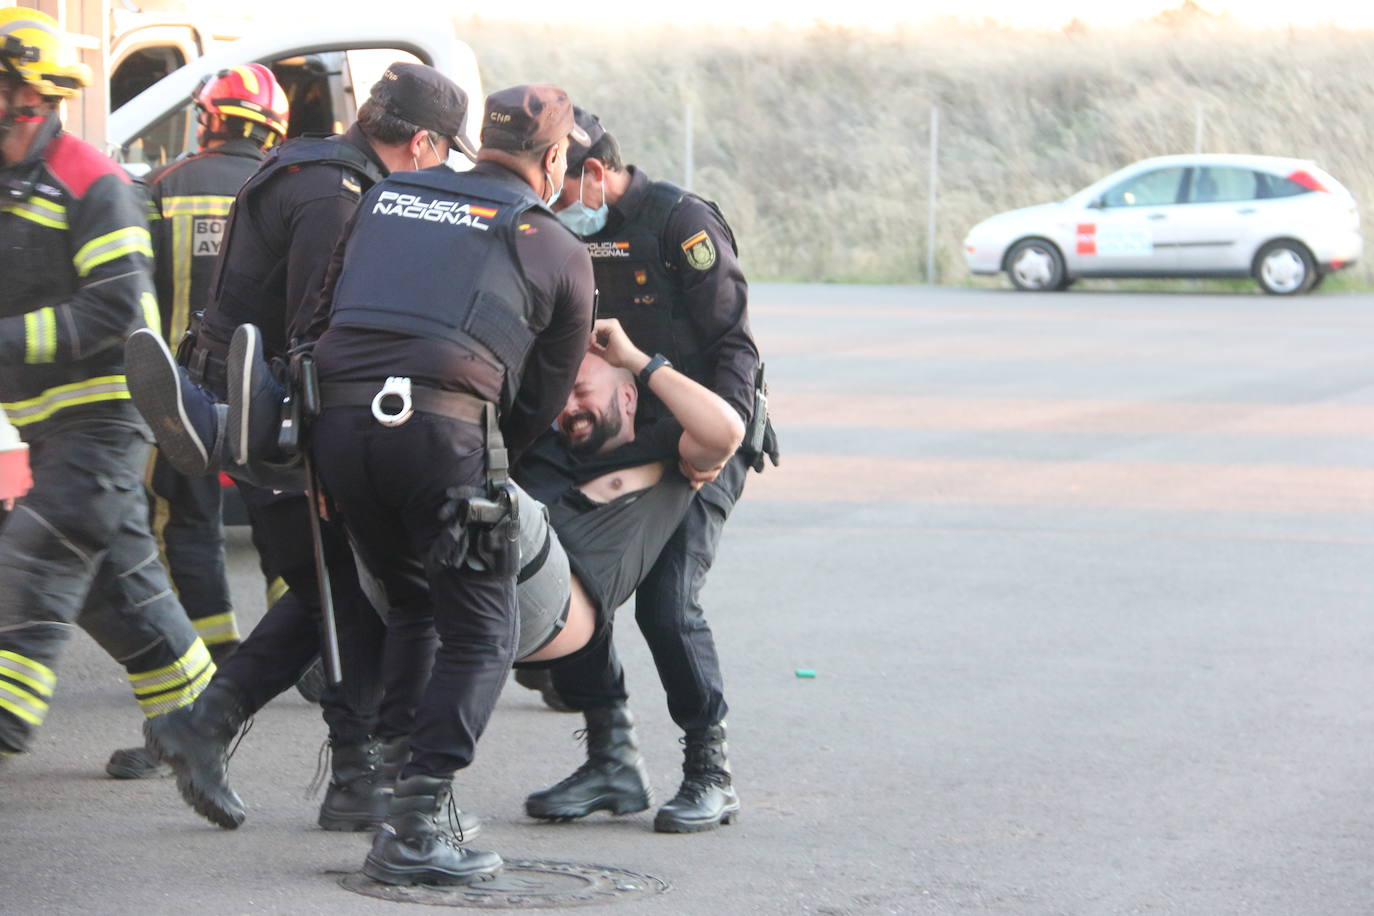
top-left (459, 12), bottom-right (1374, 288)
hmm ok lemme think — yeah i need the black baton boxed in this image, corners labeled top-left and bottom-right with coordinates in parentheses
top-left (302, 448), bottom-right (342, 687)
top-left (292, 349), bottom-right (341, 687)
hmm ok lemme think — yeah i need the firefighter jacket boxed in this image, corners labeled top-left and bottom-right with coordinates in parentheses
top-left (583, 166), bottom-right (758, 424)
top-left (0, 115), bottom-right (158, 440)
top-left (142, 138), bottom-right (264, 346)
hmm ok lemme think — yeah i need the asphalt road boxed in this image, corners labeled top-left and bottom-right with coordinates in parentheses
top-left (3, 284), bottom-right (1373, 915)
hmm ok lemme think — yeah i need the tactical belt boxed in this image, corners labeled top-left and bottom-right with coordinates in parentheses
top-left (318, 381), bottom-right (487, 425)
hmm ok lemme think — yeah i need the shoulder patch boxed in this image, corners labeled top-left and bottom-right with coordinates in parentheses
top-left (341, 175), bottom-right (362, 196)
top-left (43, 133), bottom-right (128, 198)
top-left (680, 229), bottom-right (716, 271)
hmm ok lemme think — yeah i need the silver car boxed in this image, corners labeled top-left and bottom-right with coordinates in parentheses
top-left (963, 154), bottom-right (1362, 295)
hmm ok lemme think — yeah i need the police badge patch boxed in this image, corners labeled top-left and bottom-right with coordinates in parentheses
top-left (681, 230), bottom-right (716, 270)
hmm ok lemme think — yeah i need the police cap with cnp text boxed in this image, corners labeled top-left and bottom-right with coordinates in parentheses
top-left (481, 84), bottom-right (589, 152)
top-left (368, 62), bottom-right (478, 160)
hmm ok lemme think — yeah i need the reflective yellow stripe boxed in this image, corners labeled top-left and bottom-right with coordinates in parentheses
top-left (0, 681), bottom-right (49, 725)
top-left (139, 662), bottom-right (214, 717)
top-left (231, 65), bottom-right (260, 94)
top-left (216, 103), bottom-right (267, 124)
top-left (193, 613), bottom-right (241, 646)
top-left (0, 650), bottom-right (56, 696)
top-left (159, 195), bottom-right (234, 218)
top-left (145, 199), bottom-right (161, 222)
top-left (141, 291), bottom-right (160, 334)
top-left (266, 577), bottom-right (289, 606)
top-left (129, 639), bottom-right (212, 695)
top-left (22, 306), bottom-right (57, 364)
top-left (73, 226), bottom-right (152, 277)
top-left (2, 375), bottom-right (130, 426)
top-left (1, 197), bottom-right (68, 230)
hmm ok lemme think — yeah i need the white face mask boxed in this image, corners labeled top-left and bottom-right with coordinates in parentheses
top-left (413, 134), bottom-right (445, 171)
top-left (556, 170), bottom-right (609, 236)
top-left (543, 168), bottom-right (564, 207)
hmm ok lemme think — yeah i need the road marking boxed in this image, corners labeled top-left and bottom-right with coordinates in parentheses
top-left (745, 454), bottom-right (1374, 513)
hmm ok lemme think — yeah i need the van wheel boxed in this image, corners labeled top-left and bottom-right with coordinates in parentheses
top-left (1254, 241), bottom-right (1316, 295)
top-left (1007, 239), bottom-right (1067, 291)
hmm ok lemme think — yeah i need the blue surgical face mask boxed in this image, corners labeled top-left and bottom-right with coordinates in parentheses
top-left (556, 170), bottom-right (608, 236)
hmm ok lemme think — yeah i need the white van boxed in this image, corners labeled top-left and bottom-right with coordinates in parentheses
top-left (108, 21), bottom-right (482, 173)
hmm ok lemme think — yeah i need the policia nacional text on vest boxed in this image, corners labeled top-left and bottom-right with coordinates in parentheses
top-left (327, 167), bottom-right (546, 408)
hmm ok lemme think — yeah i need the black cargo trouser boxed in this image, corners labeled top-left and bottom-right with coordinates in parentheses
top-left (211, 480), bottom-right (385, 746)
top-left (312, 406), bottom-right (517, 779)
top-left (551, 452), bottom-right (747, 732)
top-left (0, 416), bottom-right (208, 753)
top-left (148, 453), bottom-right (238, 651)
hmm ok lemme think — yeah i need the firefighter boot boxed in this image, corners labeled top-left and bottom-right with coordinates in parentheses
top-left (363, 775), bottom-right (502, 886)
top-left (143, 679), bottom-right (250, 829)
top-left (125, 327), bottom-right (227, 476)
top-left (318, 739), bottom-right (388, 832)
top-left (654, 722), bottom-right (740, 833)
top-left (524, 703), bottom-right (654, 821)
top-left (105, 743), bottom-right (172, 779)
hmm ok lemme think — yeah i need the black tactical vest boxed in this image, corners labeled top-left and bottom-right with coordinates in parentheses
top-left (328, 168), bottom-right (544, 406)
top-left (584, 181), bottom-right (734, 399)
top-left (204, 135), bottom-right (385, 358)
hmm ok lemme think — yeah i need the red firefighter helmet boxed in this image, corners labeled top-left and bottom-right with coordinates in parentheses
top-left (193, 64), bottom-right (289, 147)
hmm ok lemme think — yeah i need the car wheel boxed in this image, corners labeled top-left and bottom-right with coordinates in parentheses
top-left (1254, 240), bottom-right (1316, 295)
top-left (1006, 239), bottom-right (1067, 292)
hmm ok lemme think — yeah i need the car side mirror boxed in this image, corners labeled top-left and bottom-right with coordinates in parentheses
top-left (1087, 197), bottom-right (1104, 210)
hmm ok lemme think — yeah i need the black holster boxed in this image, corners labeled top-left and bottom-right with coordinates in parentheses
top-left (744, 363), bottom-right (780, 472)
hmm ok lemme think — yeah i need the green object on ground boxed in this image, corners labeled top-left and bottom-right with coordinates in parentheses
top-left (794, 669), bottom-right (816, 678)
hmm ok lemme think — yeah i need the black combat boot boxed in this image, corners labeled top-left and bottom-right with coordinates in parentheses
top-left (318, 739), bottom-right (387, 832)
top-left (653, 722), bottom-right (740, 833)
top-left (143, 679), bottom-right (250, 829)
top-left (525, 703), bottom-right (654, 821)
top-left (363, 774), bottom-right (502, 886)
top-left (375, 736), bottom-right (483, 838)
top-left (513, 667), bottom-right (576, 712)
top-left (379, 735), bottom-right (409, 788)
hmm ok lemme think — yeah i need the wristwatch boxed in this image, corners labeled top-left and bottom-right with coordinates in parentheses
top-left (638, 353), bottom-right (672, 386)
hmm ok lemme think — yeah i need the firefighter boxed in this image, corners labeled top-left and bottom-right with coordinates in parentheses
top-left (104, 64), bottom-right (291, 781)
top-left (0, 8), bottom-right (212, 762)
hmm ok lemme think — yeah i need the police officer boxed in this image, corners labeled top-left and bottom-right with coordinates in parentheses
top-left (301, 83), bottom-right (594, 885)
top-left (132, 63), bottom-right (474, 833)
top-left (0, 8), bottom-right (213, 762)
top-left (141, 64), bottom-right (289, 664)
top-left (527, 108), bottom-right (776, 833)
top-left (105, 63), bottom-right (291, 782)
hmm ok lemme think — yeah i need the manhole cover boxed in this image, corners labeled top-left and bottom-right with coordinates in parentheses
top-left (339, 859), bottom-right (670, 908)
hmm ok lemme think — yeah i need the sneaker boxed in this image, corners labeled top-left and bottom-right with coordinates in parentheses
top-left (125, 328), bottom-right (225, 476)
top-left (226, 323), bottom-right (286, 467)
top-left (106, 745), bottom-right (172, 779)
